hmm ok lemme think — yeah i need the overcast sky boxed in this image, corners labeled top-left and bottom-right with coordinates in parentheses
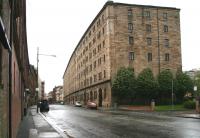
top-left (26, 0), bottom-right (200, 93)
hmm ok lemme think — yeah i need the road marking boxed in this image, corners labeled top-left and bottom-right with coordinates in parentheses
top-left (39, 112), bottom-right (72, 138)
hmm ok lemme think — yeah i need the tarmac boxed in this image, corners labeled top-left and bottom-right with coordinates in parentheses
top-left (17, 105), bottom-right (200, 138)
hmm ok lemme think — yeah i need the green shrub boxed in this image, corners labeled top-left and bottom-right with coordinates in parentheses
top-left (183, 100), bottom-right (195, 109)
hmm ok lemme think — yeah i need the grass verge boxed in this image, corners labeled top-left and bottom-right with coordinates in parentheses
top-left (155, 104), bottom-right (189, 111)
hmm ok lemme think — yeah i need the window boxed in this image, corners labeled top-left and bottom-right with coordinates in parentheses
top-left (165, 53), bottom-right (170, 61)
top-left (146, 24), bottom-right (151, 32)
top-left (93, 61), bottom-right (96, 69)
top-left (148, 53), bottom-right (152, 62)
top-left (98, 72), bottom-right (102, 80)
top-left (164, 25), bottom-right (168, 32)
top-left (163, 13), bottom-right (168, 20)
top-left (97, 19), bottom-right (101, 27)
top-left (84, 80), bottom-right (86, 86)
top-left (86, 79), bottom-right (89, 86)
top-left (103, 55), bottom-right (106, 62)
top-left (90, 77), bottom-right (93, 84)
top-left (147, 38), bottom-right (152, 46)
top-left (98, 58), bottom-right (101, 66)
top-left (97, 31), bottom-right (101, 39)
top-left (94, 91), bottom-right (97, 99)
top-left (128, 8), bottom-right (132, 16)
top-left (104, 70), bottom-right (106, 78)
top-left (85, 56), bottom-right (88, 62)
top-left (90, 64), bottom-right (92, 71)
top-left (93, 38), bottom-right (96, 44)
top-left (103, 40), bottom-right (105, 47)
top-left (89, 42), bottom-right (92, 48)
top-left (144, 11), bottom-right (150, 19)
top-left (164, 39), bottom-right (169, 47)
top-left (89, 52), bottom-right (92, 59)
top-left (129, 52), bottom-right (134, 60)
top-left (129, 36), bottom-right (134, 45)
top-left (90, 91), bottom-right (93, 101)
top-left (102, 14), bottom-right (105, 22)
top-left (128, 8), bottom-right (133, 20)
top-left (104, 88), bottom-right (106, 99)
top-left (102, 27), bottom-right (105, 35)
top-left (128, 23), bottom-right (133, 32)
top-left (97, 44), bottom-right (101, 52)
top-left (85, 67), bottom-right (88, 75)
top-left (94, 75), bottom-right (97, 82)
top-left (89, 31), bottom-right (91, 37)
top-left (93, 26), bottom-right (95, 32)
top-left (93, 48), bottom-right (96, 56)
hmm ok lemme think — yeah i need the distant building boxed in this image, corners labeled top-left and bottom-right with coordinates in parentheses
top-left (28, 65), bottom-right (37, 106)
top-left (185, 69), bottom-right (200, 80)
top-left (47, 91), bottom-right (53, 104)
top-left (52, 86), bottom-right (64, 103)
top-left (63, 1), bottom-right (181, 107)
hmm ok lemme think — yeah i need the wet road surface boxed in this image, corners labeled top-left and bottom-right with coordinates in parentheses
top-left (42, 105), bottom-right (200, 138)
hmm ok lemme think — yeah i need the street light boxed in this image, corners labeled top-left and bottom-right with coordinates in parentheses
top-left (171, 79), bottom-right (174, 110)
top-left (36, 47), bottom-right (56, 113)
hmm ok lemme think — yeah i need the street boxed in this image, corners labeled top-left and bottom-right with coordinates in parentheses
top-left (42, 105), bottom-right (200, 138)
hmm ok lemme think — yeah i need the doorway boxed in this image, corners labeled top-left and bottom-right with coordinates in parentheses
top-left (98, 89), bottom-right (102, 107)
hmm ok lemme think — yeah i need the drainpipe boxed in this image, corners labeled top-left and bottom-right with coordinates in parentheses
top-left (9, 0), bottom-right (14, 137)
top-left (157, 8), bottom-right (161, 74)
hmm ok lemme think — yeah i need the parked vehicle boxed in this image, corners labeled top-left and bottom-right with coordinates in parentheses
top-left (75, 101), bottom-right (82, 107)
top-left (87, 101), bottom-right (97, 109)
top-left (40, 100), bottom-right (49, 112)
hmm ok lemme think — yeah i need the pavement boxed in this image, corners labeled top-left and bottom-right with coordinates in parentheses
top-left (117, 105), bottom-right (200, 119)
top-left (17, 106), bottom-right (68, 138)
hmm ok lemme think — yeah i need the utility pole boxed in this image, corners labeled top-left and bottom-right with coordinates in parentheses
top-left (9, 0), bottom-right (14, 137)
top-left (171, 79), bottom-right (174, 110)
top-left (36, 47), bottom-right (39, 113)
top-left (36, 47), bottom-right (56, 113)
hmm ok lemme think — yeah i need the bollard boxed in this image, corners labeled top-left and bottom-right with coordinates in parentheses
top-left (151, 99), bottom-right (155, 111)
top-left (114, 103), bottom-right (118, 110)
top-left (196, 100), bottom-right (199, 113)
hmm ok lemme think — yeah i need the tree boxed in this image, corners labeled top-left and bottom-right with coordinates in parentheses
top-left (158, 70), bottom-right (173, 98)
top-left (136, 68), bottom-right (158, 104)
top-left (194, 72), bottom-right (200, 99)
top-left (175, 72), bottom-right (193, 102)
top-left (112, 67), bottom-right (136, 104)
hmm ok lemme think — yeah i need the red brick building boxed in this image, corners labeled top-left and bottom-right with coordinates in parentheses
top-left (0, 0), bottom-right (31, 138)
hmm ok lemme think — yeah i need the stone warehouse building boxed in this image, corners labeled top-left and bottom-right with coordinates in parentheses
top-left (63, 1), bottom-right (181, 108)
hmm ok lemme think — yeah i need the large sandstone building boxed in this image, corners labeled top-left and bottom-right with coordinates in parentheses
top-left (63, 1), bottom-right (181, 107)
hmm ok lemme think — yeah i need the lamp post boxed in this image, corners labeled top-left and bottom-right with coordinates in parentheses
top-left (194, 77), bottom-right (199, 113)
top-left (36, 47), bottom-right (56, 113)
top-left (171, 79), bottom-right (174, 111)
